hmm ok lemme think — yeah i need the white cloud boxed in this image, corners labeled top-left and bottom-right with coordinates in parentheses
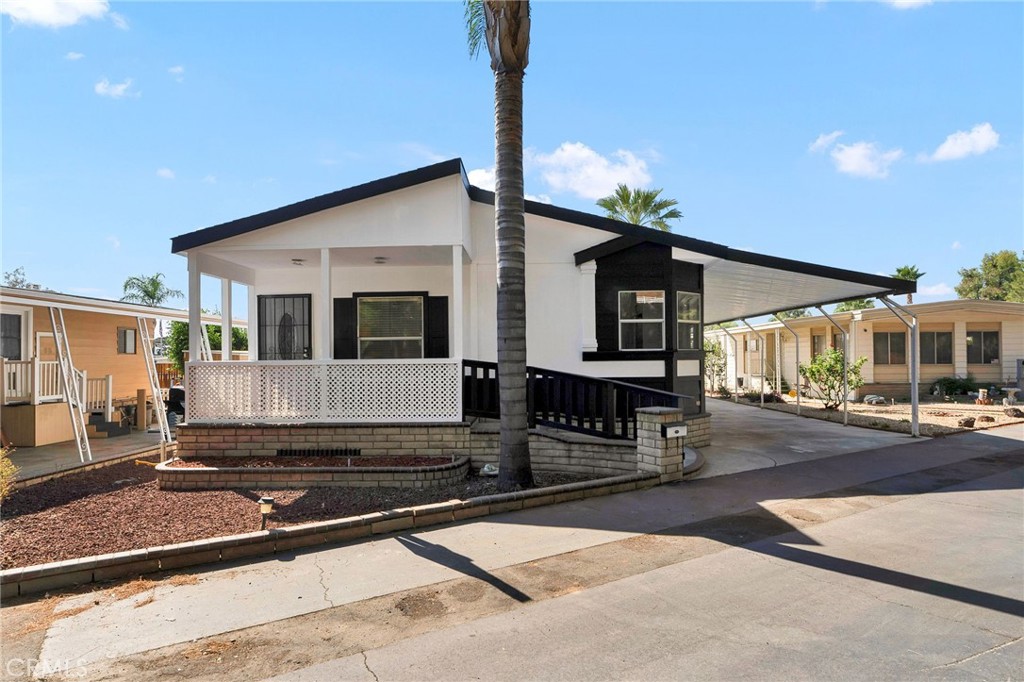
top-left (202, 175), bottom-right (217, 184)
top-left (65, 51), bottom-right (84, 61)
top-left (951, 241), bottom-right (962, 250)
top-left (168, 65), bottom-right (185, 83)
top-left (1, 0), bottom-right (108, 28)
top-left (883, 0), bottom-right (933, 9)
top-left (467, 167), bottom-right (496, 190)
top-left (401, 143), bottom-right (447, 164)
top-left (109, 10), bottom-right (128, 29)
top-left (94, 77), bottom-right (137, 99)
top-left (106, 235), bottom-right (121, 251)
top-left (925, 123), bottom-right (999, 162)
top-left (467, 167), bottom-right (551, 203)
top-left (528, 142), bottom-right (652, 200)
top-left (919, 283), bottom-right (953, 296)
top-left (809, 130), bottom-right (843, 153)
top-left (156, 168), bottom-right (175, 180)
top-left (830, 141), bottom-right (903, 179)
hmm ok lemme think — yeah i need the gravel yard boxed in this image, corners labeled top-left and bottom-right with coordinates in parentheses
top-left (713, 394), bottom-right (1024, 437)
top-left (0, 459), bottom-right (591, 570)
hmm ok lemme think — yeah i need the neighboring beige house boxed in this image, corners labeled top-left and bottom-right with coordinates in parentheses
top-left (0, 287), bottom-right (238, 447)
top-left (705, 300), bottom-right (1024, 400)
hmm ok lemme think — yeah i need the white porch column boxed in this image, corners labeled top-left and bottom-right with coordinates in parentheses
top-left (247, 285), bottom-right (259, 361)
top-left (187, 252), bottom-right (202, 362)
top-left (452, 245), bottom-right (464, 359)
top-left (318, 248), bottom-right (332, 360)
top-left (579, 260), bottom-right (598, 352)
top-left (953, 320), bottom-right (967, 377)
top-left (220, 279), bottom-right (232, 362)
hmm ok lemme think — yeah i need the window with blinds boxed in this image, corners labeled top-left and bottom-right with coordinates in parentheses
top-left (358, 296), bottom-right (424, 359)
top-left (618, 290), bottom-right (664, 350)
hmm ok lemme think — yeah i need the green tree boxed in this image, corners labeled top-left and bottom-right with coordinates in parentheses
top-left (891, 265), bottom-right (925, 304)
top-left (834, 298), bottom-right (875, 313)
top-left (166, 321), bottom-right (248, 373)
top-left (596, 184), bottom-right (682, 232)
top-left (798, 348), bottom-right (867, 410)
top-left (776, 308), bottom-right (809, 319)
top-left (955, 250), bottom-right (1024, 302)
top-left (467, 0), bottom-right (533, 490)
top-left (703, 339), bottom-right (726, 392)
top-left (121, 273), bottom-right (184, 339)
top-left (3, 266), bottom-right (42, 290)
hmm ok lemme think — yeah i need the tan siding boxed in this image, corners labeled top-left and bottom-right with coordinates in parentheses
top-left (32, 306), bottom-right (155, 400)
top-left (1001, 319), bottom-right (1024, 383)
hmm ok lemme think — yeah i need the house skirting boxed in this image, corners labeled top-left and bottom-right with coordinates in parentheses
top-left (2, 402), bottom-right (75, 447)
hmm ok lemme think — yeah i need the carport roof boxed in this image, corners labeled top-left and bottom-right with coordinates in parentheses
top-left (170, 158), bottom-right (913, 324)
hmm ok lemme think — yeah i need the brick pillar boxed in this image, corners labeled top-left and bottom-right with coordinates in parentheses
top-left (636, 406), bottom-right (685, 483)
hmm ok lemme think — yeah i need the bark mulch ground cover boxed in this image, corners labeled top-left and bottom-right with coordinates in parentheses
top-left (0, 458), bottom-right (593, 570)
top-left (167, 456), bottom-right (452, 468)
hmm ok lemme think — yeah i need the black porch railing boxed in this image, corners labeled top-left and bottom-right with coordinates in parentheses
top-left (463, 359), bottom-right (689, 440)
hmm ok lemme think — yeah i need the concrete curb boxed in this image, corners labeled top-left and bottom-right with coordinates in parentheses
top-left (0, 471), bottom-right (662, 600)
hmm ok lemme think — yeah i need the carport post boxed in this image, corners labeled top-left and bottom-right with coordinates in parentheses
top-left (718, 325), bottom-right (741, 403)
top-left (741, 319), bottom-right (766, 409)
top-left (879, 296), bottom-right (920, 437)
top-left (774, 315), bottom-right (801, 416)
top-left (815, 306), bottom-right (849, 426)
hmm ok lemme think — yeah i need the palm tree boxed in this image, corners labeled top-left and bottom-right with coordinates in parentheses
top-left (596, 184), bottom-right (682, 231)
top-left (467, 0), bottom-right (534, 491)
top-left (121, 273), bottom-right (184, 340)
top-left (892, 265), bottom-right (925, 305)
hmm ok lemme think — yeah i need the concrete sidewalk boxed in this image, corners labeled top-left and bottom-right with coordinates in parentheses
top-left (24, 424), bottom-right (1023, 677)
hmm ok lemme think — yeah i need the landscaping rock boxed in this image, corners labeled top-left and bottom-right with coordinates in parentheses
top-left (976, 415), bottom-right (995, 423)
top-left (957, 417), bottom-right (976, 428)
top-left (1004, 408), bottom-right (1024, 418)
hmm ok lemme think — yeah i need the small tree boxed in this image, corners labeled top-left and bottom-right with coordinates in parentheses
top-left (776, 308), bottom-right (809, 319)
top-left (798, 348), bottom-right (867, 410)
top-left (3, 267), bottom-right (42, 290)
top-left (955, 250), bottom-right (1024, 302)
top-left (703, 339), bottom-right (726, 392)
top-left (165, 321), bottom-right (247, 373)
top-left (834, 298), bottom-right (875, 313)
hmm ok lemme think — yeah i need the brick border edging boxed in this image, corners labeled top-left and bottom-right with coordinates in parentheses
top-left (155, 456), bottom-right (471, 490)
top-left (0, 471), bottom-right (661, 599)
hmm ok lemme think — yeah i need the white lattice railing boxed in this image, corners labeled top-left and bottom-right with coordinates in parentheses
top-left (185, 359), bottom-right (463, 423)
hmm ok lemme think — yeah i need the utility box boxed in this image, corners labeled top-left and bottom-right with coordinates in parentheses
top-left (661, 423), bottom-right (688, 439)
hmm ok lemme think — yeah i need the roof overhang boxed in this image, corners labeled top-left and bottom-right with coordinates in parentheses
top-left (0, 287), bottom-right (244, 326)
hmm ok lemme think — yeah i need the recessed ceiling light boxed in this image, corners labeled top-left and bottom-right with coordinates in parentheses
top-left (373, 256), bottom-right (389, 264)
top-left (291, 258), bottom-right (305, 266)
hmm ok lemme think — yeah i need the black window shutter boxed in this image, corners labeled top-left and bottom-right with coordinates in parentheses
top-left (333, 298), bottom-right (357, 359)
top-left (425, 296), bottom-right (449, 359)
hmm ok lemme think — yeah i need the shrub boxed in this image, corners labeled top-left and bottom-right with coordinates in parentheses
top-left (0, 447), bottom-right (17, 503)
top-left (716, 385), bottom-right (732, 399)
top-left (932, 376), bottom-right (975, 396)
top-left (743, 390), bottom-right (785, 403)
top-left (799, 348), bottom-right (867, 410)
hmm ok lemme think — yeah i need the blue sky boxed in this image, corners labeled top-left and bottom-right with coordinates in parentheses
top-left (3, 0), bottom-right (1021, 315)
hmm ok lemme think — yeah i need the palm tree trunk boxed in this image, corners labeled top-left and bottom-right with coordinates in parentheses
top-left (906, 293), bottom-right (913, 305)
top-left (494, 68), bottom-right (532, 491)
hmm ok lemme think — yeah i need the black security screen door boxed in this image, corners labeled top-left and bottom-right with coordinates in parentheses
top-left (258, 294), bottom-right (312, 360)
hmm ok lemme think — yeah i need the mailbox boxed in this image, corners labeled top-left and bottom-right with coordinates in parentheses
top-left (661, 423), bottom-right (687, 439)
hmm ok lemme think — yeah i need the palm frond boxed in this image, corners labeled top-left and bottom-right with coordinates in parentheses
top-left (465, 0), bottom-right (486, 58)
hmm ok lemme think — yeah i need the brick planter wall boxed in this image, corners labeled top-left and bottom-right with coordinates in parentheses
top-left (682, 412), bottom-right (711, 448)
top-left (157, 456), bottom-right (470, 490)
top-left (468, 430), bottom-right (637, 477)
top-left (174, 423), bottom-right (472, 459)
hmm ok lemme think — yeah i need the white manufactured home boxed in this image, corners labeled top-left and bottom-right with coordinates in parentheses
top-left (171, 159), bottom-right (914, 438)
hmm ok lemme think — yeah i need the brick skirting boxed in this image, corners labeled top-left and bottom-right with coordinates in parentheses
top-left (156, 456), bottom-right (471, 490)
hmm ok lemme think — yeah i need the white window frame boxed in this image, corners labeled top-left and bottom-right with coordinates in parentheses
top-left (117, 326), bottom-right (138, 355)
top-left (618, 290), bottom-right (665, 351)
top-left (357, 295), bottom-right (425, 360)
top-left (676, 292), bottom-right (701, 351)
top-left (0, 305), bottom-right (33, 361)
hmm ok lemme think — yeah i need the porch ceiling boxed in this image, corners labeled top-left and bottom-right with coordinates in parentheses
top-left (672, 248), bottom-right (902, 324)
top-left (200, 245), bottom-right (459, 270)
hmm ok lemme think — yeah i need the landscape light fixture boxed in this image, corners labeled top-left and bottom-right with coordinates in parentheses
top-left (258, 496), bottom-right (275, 530)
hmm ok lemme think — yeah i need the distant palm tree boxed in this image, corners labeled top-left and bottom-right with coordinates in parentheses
top-left (121, 273), bottom-right (184, 339)
top-left (892, 265), bottom-right (925, 304)
top-left (466, 0), bottom-right (534, 491)
top-left (596, 184), bottom-right (682, 231)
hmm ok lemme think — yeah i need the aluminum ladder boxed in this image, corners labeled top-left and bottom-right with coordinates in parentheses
top-left (138, 318), bottom-right (172, 446)
top-left (48, 307), bottom-right (92, 462)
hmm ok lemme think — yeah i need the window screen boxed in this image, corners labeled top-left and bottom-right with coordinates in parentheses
top-left (921, 331), bottom-right (953, 364)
